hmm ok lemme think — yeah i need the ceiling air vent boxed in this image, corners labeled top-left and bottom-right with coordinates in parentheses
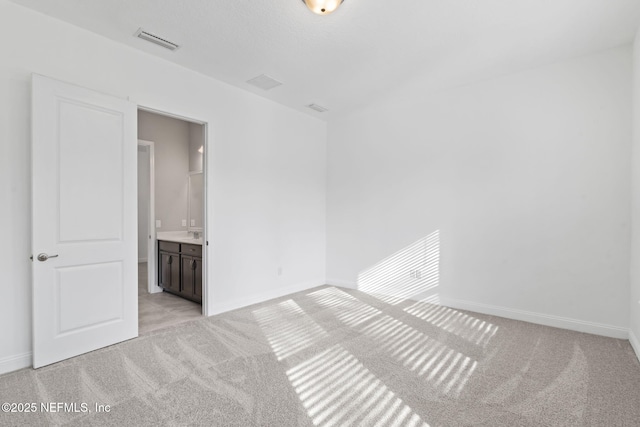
top-left (307, 103), bottom-right (328, 113)
top-left (134, 28), bottom-right (179, 51)
top-left (246, 74), bottom-right (283, 91)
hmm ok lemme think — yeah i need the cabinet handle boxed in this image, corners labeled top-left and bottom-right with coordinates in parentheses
top-left (167, 256), bottom-right (173, 265)
top-left (190, 259), bottom-right (197, 270)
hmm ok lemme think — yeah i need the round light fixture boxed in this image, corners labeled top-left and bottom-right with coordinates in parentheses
top-left (302, 0), bottom-right (344, 15)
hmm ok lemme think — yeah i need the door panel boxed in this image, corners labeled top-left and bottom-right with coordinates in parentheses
top-left (32, 75), bottom-right (137, 368)
top-left (58, 100), bottom-right (124, 242)
top-left (56, 262), bottom-right (123, 334)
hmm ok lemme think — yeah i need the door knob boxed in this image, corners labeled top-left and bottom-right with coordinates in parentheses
top-left (37, 253), bottom-right (59, 262)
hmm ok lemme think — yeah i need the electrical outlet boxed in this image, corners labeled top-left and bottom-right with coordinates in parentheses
top-left (190, 219), bottom-right (196, 226)
top-left (278, 267), bottom-right (283, 276)
top-left (181, 219), bottom-right (187, 227)
top-left (155, 220), bottom-right (162, 229)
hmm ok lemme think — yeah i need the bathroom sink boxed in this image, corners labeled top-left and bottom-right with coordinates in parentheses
top-left (156, 231), bottom-right (203, 245)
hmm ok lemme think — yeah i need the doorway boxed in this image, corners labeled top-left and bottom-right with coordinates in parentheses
top-left (136, 108), bottom-right (208, 334)
top-left (137, 140), bottom-right (157, 293)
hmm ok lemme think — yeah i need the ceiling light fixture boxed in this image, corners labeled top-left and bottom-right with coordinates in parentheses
top-left (301, 0), bottom-right (344, 15)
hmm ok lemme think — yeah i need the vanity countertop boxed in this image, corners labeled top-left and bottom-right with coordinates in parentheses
top-left (156, 231), bottom-right (203, 245)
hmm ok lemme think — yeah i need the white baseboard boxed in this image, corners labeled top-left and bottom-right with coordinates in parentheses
top-left (630, 329), bottom-right (640, 363)
top-left (441, 297), bottom-right (629, 339)
top-left (326, 279), bottom-right (629, 339)
top-left (325, 278), bottom-right (356, 289)
top-left (0, 352), bottom-right (31, 375)
top-left (210, 279), bottom-right (326, 315)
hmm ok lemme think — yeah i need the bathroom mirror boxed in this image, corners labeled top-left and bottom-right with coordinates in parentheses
top-left (188, 171), bottom-right (203, 231)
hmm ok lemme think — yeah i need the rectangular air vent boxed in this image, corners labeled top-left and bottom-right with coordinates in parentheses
top-left (246, 74), bottom-right (283, 91)
top-left (135, 28), bottom-right (179, 51)
top-left (307, 103), bottom-right (328, 113)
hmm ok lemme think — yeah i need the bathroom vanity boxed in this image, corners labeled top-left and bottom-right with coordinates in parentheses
top-left (157, 232), bottom-right (203, 304)
top-left (155, 169), bottom-right (204, 304)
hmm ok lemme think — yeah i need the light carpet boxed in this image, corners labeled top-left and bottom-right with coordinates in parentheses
top-left (1, 285), bottom-right (639, 426)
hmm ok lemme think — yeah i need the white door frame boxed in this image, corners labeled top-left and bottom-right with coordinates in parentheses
top-left (137, 139), bottom-right (160, 294)
top-left (137, 105), bottom-right (209, 317)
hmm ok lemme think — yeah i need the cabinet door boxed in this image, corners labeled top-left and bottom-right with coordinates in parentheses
top-left (181, 255), bottom-right (194, 298)
top-left (159, 251), bottom-right (180, 293)
top-left (193, 257), bottom-right (202, 303)
top-left (180, 255), bottom-right (202, 303)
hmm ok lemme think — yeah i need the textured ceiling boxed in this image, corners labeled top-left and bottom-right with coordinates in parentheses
top-left (9, 0), bottom-right (640, 120)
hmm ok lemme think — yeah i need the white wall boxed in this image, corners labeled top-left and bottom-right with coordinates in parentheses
top-left (138, 110), bottom-right (190, 232)
top-left (630, 30), bottom-right (640, 355)
top-left (0, 0), bottom-right (327, 373)
top-left (327, 46), bottom-right (632, 337)
top-left (137, 146), bottom-right (150, 261)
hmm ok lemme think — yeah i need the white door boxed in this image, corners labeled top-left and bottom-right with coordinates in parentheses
top-left (31, 75), bottom-right (138, 368)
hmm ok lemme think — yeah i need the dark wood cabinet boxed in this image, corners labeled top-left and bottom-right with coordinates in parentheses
top-left (159, 251), bottom-right (180, 293)
top-left (193, 257), bottom-right (202, 301)
top-left (158, 240), bottom-right (202, 304)
top-left (180, 255), bottom-right (202, 303)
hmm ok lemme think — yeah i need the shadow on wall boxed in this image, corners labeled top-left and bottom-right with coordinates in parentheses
top-left (357, 230), bottom-right (440, 305)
